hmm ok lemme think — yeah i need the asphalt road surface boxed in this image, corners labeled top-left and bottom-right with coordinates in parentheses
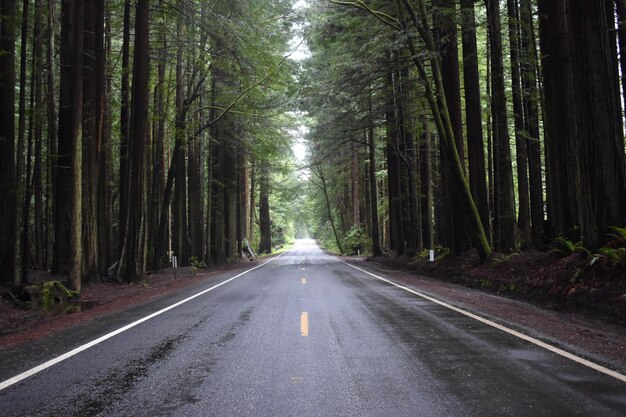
top-left (1, 239), bottom-right (625, 416)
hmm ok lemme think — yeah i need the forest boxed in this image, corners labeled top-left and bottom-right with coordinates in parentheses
top-left (0, 0), bottom-right (625, 294)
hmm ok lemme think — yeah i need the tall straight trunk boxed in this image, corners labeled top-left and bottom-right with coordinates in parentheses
top-left (210, 95), bottom-right (226, 262)
top-left (386, 67), bottom-right (405, 255)
top-left (172, 17), bottom-right (188, 265)
top-left (0, 0), bottom-right (17, 285)
top-left (486, 0), bottom-right (517, 252)
top-left (53, 0), bottom-right (79, 277)
top-left (434, 0), bottom-right (468, 255)
top-left (188, 136), bottom-right (204, 261)
top-left (223, 129), bottom-right (238, 260)
top-left (258, 162), bottom-right (272, 254)
top-left (351, 139), bottom-right (360, 228)
top-left (368, 119), bottom-right (382, 256)
top-left (66, 0), bottom-right (84, 291)
top-left (150, 19), bottom-right (166, 268)
top-left (248, 158), bottom-right (255, 242)
top-left (14, 0), bottom-right (31, 284)
top-left (537, 0), bottom-right (579, 241)
top-left (616, 1), bottom-right (626, 116)
top-left (82, 0), bottom-right (99, 279)
top-left (419, 116), bottom-right (434, 249)
top-left (95, 0), bottom-right (110, 274)
top-left (242, 156), bottom-right (250, 244)
top-left (118, 0), bottom-right (149, 281)
top-left (507, 0), bottom-right (531, 249)
top-left (460, 0), bottom-right (491, 243)
top-left (569, 2), bottom-right (626, 249)
top-left (118, 0), bottom-right (131, 253)
top-left (45, 0), bottom-right (57, 270)
top-left (237, 149), bottom-right (245, 256)
top-left (33, 0), bottom-right (45, 269)
top-left (519, 0), bottom-right (544, 248)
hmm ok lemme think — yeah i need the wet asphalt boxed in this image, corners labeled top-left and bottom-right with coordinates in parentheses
top-left (0, 239), bottom-right (625, 416)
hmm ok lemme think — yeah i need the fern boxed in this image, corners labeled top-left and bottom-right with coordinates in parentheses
top-left (551, 237), bottom-right (590, 257)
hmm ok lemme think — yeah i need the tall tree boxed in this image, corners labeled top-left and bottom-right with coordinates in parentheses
top-left (0, 0), bottom-right (17, 285)
top-left (519, 0), bottom-right (544, 249)
top-left (537, 0), bottom-right (626, 248)
top-left (507, 0), bottom-right (531, 249)
top-left (460, 0), bottom-right (491, 243)
top-left (486, 0), bottom-right (517, 252)
top-left (118, 0), bottom-right (149, 281)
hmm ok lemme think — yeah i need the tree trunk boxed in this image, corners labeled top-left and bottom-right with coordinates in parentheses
top-left (351, 139), bottom-right (360, 228)
top-left (386, 67), bottom-right (405, 256)
top-left (460, 0), bottom-right (491, 244)
top-left (537, 0), bottom-right (580, 242)
top-left (82, 0), bottom-right (99, 279)
top-left (258, 162), bottom-right (272, 254)
top-left (434, 0), bottom-right (469, 255)
top-left (507, 0), bottom-right (531, 249)
top-left (0, 0), bottom-right (17, 286)
top-left (519, 0), bottom-right (544, 249)
top-left (118, 0), bottom-right (131, 254)
top-left (14, 0), bottom-right (31, 284)
top-left (67, 0), bottom-right (84, 291)
top-left (569, 2), bottom-right (626, 249)
top-left (118, 0), bottom-right (149, 281)
top-left (45, 0), bottom-right (57, 271)
top-left (486, 0), bottom-right (517, 252)
top-left (97, 2), bottom-right (113, 274)
top-left (419, 116), bottom-right (434, 249)
top-left (33, 0), bottom-right (45, 270)
top-left (368, 119), bottom-right (382, 256)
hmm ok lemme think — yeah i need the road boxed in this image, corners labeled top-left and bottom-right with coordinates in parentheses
top-left (1, 239), bottom-right (625, 416)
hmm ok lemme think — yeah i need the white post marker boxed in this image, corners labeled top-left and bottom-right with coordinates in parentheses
top-left (172, 255), bottom-right (178, 268)
top-left (429, 249), bottom-right (435, 262)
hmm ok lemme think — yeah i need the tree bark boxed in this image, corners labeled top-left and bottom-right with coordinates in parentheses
top-left (507, 0), bottom-right (531, 249)
top-left (519, 0), bottom-right (544, 249)
top-left (83, 0), bottom-right (99, 279)
top-left (368, 117), bottom-right (382, 256)
top-left (0, 0), bottom-right (17, 286)
top-left (118, 0), bottom-right (131, 254)
top-left (434, 0), bottom-right (469, 255)
top-left (486, 0), bottom-right (517, 252)
top-left (118, 0), bottom-right (149, 281)
top-left (460, 0), bottom-right (491, 244)
top-left (259, 162), bottom-right (272, 254)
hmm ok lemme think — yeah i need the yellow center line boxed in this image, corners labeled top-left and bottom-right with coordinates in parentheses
top-left (301, 312), bottom-right (308, 336)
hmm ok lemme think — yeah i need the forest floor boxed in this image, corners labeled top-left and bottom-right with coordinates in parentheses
top-left (1, 249), bottom-right (626, 371)
top-left (367, 250), bottom-right (626, 320)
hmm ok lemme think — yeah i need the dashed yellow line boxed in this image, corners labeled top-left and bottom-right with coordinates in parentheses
top-left (301, 312), bottom-right (308, 336)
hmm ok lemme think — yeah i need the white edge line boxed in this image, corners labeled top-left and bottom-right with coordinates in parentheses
top-left (340, 260), bottom-right (626, 384)
top-left (0, 252), bottom-right (287, 392)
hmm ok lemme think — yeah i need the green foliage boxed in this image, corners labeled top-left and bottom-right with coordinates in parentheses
top-left (607, 226), bottom-right (626, 245)
top-left (343, 227), bottom-right (369, 255)
top-left (550, 237), bottom-right (590, 257)
top-left (488, 252), bottom-right (520, 267)
top-left (189, 256), bottom-right (206, 269)
top-left (41, 281), bottom-right (79, 311)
